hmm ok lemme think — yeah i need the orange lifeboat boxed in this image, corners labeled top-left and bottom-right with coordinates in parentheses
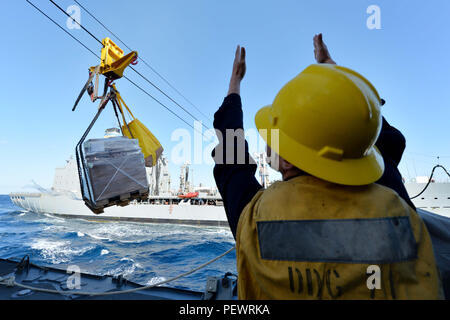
top-left (178, 192), bottom-right (199, 199)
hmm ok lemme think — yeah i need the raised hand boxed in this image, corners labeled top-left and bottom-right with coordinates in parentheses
top-left (313, 33), bottom-right (336, 64)
top-left (228, 45), bottom-right (246, 95)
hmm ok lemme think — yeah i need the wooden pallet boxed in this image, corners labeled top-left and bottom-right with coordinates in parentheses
top-left (84, 187), bottom-right (149, 215)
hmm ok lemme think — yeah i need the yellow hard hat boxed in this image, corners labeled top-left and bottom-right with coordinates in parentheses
top-left (255, 64), bottom-right (384, 186)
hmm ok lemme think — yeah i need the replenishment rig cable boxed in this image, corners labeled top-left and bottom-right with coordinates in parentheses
top-left (73, 0), bottom-right (211, 123)
top-left (26, 0), bottom-right (210, 138)
top-left (48, 0), bottom-right (211, 131)
top-left (410, 164), bottom-right (450, 200)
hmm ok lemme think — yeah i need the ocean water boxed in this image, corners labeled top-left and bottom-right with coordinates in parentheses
top-left (0, 195), bottom-right (237, 292)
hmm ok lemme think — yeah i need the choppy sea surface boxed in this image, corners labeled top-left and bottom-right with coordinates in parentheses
top-left (0, 195), bottom-right (237, 292)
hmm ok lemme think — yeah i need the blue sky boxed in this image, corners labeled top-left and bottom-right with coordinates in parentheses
top-left (0, 0), bottom-right (449, 194)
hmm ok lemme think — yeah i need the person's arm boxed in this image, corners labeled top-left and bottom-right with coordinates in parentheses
top-left (376, 117), bottom-right (406, 166)
top-left (212, 46), bottom-right (262, 239)
top-left (375, 116), bottom-right (416, 209)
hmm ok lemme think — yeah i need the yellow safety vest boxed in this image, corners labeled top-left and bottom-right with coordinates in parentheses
top-left (236, 175), bottom-right (443, 300)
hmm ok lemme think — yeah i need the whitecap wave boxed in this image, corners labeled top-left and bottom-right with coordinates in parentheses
top-left (83, 223), bottom-right (155, 243)
top-left (31, 239), bottom-right (95, 264)
top-left (118, 257), bottom-right (142, 269)
top-left (145, 276), bottom-right (166, 287)
top-left (42, 213), bottom-right (65, 222)
top-left (85, 233), bottom-right (110, 241)
top-left (105, 264), bottom-right (137, 278)
top-left (43, 225), bottom-right (66, 232)
top-left (120, 257), bottom-right (134, 262)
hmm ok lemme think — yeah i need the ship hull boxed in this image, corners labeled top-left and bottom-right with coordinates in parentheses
top-left (9, 192), bottom-right (229, 227)
top-left (10, 182), bottom-right (450, 225)
top-left (405, 183), bottom-right (450, 218)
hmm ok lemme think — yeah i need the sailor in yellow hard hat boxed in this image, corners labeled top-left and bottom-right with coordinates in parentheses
top-left (212, 34), bottom-right (444, 299)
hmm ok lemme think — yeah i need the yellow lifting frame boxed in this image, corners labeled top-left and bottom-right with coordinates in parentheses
top-left (72, 37), bottom-right (138, 110)
top-left (90, 37), bottom-right (138, 80)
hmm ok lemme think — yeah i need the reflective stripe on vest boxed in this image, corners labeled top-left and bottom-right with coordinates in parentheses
top-left (257, 217), bottom-right (418, 264)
